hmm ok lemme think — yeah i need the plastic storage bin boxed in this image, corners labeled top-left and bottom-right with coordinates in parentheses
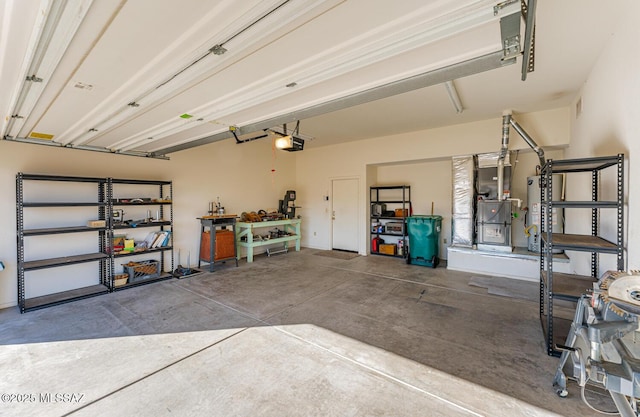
top-left (406, 215), bottom-right (442, 268)
top-left (122, 260), bottom-right (161, 282)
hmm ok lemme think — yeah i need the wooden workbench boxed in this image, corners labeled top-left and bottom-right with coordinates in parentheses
top-left (198, 215), bottom-right (238, 271)
top-left (235, 218), bottom-right (301, 262)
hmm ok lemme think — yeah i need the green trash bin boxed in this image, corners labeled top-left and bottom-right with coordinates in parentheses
top-left (406, 215), bottom-right (442, 268)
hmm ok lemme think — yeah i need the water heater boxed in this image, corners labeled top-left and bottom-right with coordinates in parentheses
top-left (526, 175), bottom-right (564, 252)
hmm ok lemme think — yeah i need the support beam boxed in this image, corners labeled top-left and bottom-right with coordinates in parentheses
top-left (521, 0), bottom-right (537, 80)
top-left (3, 136), bottom-right (169, 160)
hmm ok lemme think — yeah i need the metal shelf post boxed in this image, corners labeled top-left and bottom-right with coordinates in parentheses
top-left (539, 154), bottom-right (625, 356)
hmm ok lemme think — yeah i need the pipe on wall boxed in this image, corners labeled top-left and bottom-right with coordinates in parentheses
top-left (509, 118), bottom-right (546, 168)
top-left (497, 110), bottom-right (512, 201)
top-left (497, 110), bottom-right (546, 202)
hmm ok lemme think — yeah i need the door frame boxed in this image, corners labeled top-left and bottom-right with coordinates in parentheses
top-left (330, 176), bottom-right (361, 254)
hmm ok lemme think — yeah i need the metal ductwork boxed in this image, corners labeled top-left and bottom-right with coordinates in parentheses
top-left (496, 110), bottom-right (545, 201)
top-left (509, 117), bottom-right (545, 168)
top-left (497, 111), bottom-right (511, 201)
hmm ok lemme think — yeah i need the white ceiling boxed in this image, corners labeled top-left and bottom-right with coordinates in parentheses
top-left (0, 0), bottom-right (625, 157)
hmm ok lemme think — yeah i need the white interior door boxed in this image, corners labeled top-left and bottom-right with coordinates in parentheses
top-left (332, 178), bottom-right (359, 252)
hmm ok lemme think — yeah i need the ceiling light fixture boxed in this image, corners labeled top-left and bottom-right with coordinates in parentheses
top-left (275, 135), bottom-right (304, 151)
top-left (274, 121), bottom-right (304, 151)
top-left (274, 135), bottom-right (292, 149)
top-left (444, 80), bottom-right (463, 113)
top-left (3, 0), bottom-right (93, 139)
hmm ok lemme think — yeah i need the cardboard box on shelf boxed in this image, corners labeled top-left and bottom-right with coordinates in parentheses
top-left (395, 209), bottom-right (409, 217)
top-left (379, 244), bottom-right (397, 255)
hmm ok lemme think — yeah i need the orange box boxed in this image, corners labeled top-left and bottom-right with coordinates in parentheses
top-left (200, 229), bottom-right (235, 261)
top-left (395, 208), bottom-right (409, 217)
top-left (379, 244), bottom-right (397, 255)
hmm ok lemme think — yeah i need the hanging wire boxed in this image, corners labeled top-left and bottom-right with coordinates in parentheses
top-left (271, 135), bottom-right (277, 186)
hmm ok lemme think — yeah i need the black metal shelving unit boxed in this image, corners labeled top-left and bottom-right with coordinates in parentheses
top-left (16, 174), bottom-right (174, 312)
top-left (16, 173), bottom-right (111, 313)
top-left (370, 185), bottom-right (412, 258)
top-left (540, 154), bottom-right (624, 356)
top-left (109, 178), bottom-right (174, 291)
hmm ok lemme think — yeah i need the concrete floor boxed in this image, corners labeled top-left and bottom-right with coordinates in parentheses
top-left (0, 248), bottom-right (615, 416)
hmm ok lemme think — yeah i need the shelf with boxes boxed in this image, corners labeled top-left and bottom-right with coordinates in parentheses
top-left (370, 185), bottom-right (411, 258)
top-left (109, 178), bottom-right (174, 290)
top-left (15, 174), bottom-right (174, 312)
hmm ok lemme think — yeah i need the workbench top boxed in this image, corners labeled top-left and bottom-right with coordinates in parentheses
top-left (200, 214), bottom-right (238, 220)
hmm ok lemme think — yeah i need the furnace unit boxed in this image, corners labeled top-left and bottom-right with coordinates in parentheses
top-left (476, 200), bottom-right (512, 252)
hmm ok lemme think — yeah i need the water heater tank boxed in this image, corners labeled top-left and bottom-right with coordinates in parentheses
top-left (526, 175), bottom-right (564, 252)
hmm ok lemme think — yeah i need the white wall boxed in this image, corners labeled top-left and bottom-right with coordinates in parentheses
top-left (168, 138), bottom-right (297, 260)
top-left (296, 108), bottom-right (571, 256)
top-left (0, 138), bottom-right (296, 308)
top-left (564, 1), bottom-right (639, 275)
